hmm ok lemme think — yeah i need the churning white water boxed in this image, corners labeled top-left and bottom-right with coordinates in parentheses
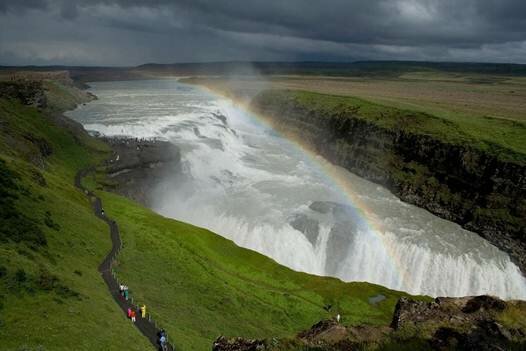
top-left (67, 79), bottom-right (526, 299)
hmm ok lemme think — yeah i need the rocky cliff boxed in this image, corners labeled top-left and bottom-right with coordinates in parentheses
top-left (101, 137), bottom-right (181, 206)
top-left (250, 90), bottom-right (526, 274)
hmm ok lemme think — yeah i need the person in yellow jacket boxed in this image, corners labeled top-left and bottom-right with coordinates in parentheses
top-left (140, 304), bottom-right (146, 318)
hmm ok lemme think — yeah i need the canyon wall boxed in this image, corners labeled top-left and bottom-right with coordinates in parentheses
top-left (250, 90), bottom-right (526, 273)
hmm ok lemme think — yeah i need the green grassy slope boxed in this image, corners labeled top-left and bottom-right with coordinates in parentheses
top-left (88, 189), bottom-right (424, 350)
top-left (0, 94), bottom-right (152, 350)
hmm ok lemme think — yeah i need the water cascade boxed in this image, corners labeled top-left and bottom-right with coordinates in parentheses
top-left (68, 79), bottom-right (526, 299)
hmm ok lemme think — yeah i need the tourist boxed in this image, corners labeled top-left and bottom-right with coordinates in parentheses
top-left (130, 309), bottom-right (136, 322)
top-left (140, 304), bottom-right (146, 318)
top-left (159, 335), bottom-right (167, 351)
top-left (336, 314), bottom-right (341, 323)
top-left (158, 329), bottom-right (166, 339)
top-left (124, 286), bottom-right (129, 300)
top-left (127, 307), bottom-right (132, 319)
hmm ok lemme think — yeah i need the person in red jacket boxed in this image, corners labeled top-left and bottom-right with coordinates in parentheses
top-left (130, 309), bottom-right (136, 323)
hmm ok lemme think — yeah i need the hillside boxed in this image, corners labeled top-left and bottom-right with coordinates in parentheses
top-left (83, 152), bottom-right (421, 350)
top-left (0, 80), bottom-right (152, 350)
top-left (0, 78), bottom-right (426, 350)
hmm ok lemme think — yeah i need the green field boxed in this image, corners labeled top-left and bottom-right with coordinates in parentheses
top-left (252, 89), bottom-right (526, 163)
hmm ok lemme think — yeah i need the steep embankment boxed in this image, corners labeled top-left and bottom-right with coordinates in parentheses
top-left (82, 183), bottom-right (422, 350)
top-left (250, 90), bottom-right (526, 274)
top-left (0, 80), bottom-right (152, 350)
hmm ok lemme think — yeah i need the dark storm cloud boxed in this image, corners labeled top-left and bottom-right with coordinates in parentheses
top-left (0, 0), bottom-right (525, 65)
top-left (0, 0), bottom-right (48, 13)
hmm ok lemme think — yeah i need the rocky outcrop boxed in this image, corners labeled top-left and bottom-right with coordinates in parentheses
top-left (391, 295), bottom-right (506, 330)
top-left (213, 336), bottom-right (266, 351)
top-left (103, 137), bottom-right (181, 206)
top-left (250, 91), bottom-right (526, 274)
top-left (392, 295), bottom-right (526, 350)
top-left (0, 80), bottom-right (47, 108)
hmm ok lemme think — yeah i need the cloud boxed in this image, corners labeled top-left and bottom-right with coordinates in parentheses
top-left (0, 0), bottom-right (525, 65)
top-left (0, 0), bottom-right (48, 14)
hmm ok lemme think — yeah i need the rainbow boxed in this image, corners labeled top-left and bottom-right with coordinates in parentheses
top-left (201, 86), bottom-right (415, 289)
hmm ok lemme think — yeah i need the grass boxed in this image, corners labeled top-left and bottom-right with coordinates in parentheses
top-left (92, 190), bottom-right (426, 350)
top-left (497, 301), bottom-right (526, 331)
top-left (251, 89), bottom-right (526, 164)
top-left (0, 96), bottom-right (152, 350)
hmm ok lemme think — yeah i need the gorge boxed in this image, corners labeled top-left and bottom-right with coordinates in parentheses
top-left (67, 79), bottom-right (526, 300)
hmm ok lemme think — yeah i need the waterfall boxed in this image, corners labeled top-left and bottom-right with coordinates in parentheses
top-left (67, 79), bottom-right (526, 299)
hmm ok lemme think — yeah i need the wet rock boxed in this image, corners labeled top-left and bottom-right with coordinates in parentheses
top-left (309, 201), bottom-right (335, 214)
top-left (308, 201), bottom-right (360, 275)
top-left (309, 201), bottom-right (352, 216)
top-left (212, 112), bottom-right (228, 126)
top-left (103, 137), bottom-right (181, 206)
top-left (325, 222), bottom-right (356, 275)
top-left (290, 214), bottom-right (319, 245)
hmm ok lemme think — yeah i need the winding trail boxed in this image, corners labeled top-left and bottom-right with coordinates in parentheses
top-left (75, 167), bottom-right (175, 351)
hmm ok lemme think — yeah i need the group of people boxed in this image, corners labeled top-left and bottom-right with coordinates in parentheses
top-left (119, 283), bottom-right (168, 348)
top-left (119, 284), bottom-right (129, 300)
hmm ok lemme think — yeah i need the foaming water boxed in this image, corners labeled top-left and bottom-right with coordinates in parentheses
top-left (67, 79), bottom-right (526, 299)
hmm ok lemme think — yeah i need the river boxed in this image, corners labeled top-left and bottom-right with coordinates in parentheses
top-left (67, 79), bottom-right (526, 299)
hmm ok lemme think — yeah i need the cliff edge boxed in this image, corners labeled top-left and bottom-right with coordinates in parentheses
top-left (250, 90), bottom-right (526, 274)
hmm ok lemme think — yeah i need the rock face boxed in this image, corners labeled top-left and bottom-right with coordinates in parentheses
top-left (391, 296), bottom-right (506, 330)
top-left (251, 91), bottom-right (526, 274)
top-left (103, 137), bottom-right (181, 206)
top-left (0, 80), bottom-right (47, 108)
top-left (392, 295), bottom-right (526, 351)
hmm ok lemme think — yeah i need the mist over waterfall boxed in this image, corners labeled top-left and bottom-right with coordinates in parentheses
top-left (68, 79), bottom-right (526, 299)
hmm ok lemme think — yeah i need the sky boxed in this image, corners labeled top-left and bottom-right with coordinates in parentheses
top-left (0, 0), bottom-right (525, 66)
